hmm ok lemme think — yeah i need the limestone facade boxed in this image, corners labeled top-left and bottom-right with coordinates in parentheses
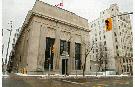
top-left (11, 1), bottom-right (89, 75)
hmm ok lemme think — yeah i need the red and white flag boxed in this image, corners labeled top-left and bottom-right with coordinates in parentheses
top-left (55, 3), bottom-right (63, 8)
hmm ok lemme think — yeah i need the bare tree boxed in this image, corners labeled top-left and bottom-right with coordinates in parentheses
top-left (82, 38), bottom-right (111, 76)
top-left (95, 42), bottom-right (109, 74)
top-left (82, 41), bottom-right (96, 76)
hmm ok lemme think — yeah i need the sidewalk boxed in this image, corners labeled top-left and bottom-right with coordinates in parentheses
top-left (13, 73), bottom-right (130, 79)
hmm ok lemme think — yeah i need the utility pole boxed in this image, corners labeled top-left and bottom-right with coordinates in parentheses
top-left (2, 28), bottom-right (4, 56)
top-left (2, 44), bottom-right (4, 56)
top-left (2, 28), bottom-right (4, 61)
top-left (5, 21), bottom-right (13, 64)
top-left (2, 28), bottom-right (4, 74)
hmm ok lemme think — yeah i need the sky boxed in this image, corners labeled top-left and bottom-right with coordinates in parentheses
top-left (2, 0), bottom-right (133, 63)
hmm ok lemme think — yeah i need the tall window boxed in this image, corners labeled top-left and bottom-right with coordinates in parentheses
top-left (119, 26), bottom-right (120, 29)
top-left (114, 32), bottom-right (117, 36)
top-left (75, 43), bottom-right (81, 70)
top-left (104, 41), bottom-right (106, 45)
top-left (127, 66), bottom-right (129, 72)
top-left (123, 65), bottom-right (126, 72)
top-left (60, 40), bottom-right (70, 55)
top-left (95, 38), bottom-right (97, 41)
top-left (105, 47), bottom-right (107, 51)
top-left (130, 65), bottom-right (132, 72)
top-left (44, 37), bottom-right (55, 70)
top-left (126, 59), bottom-right (128, 63)
top-left (120, 32), bottom-right (121, 36)
top-left (20, 56), bottom-right (21, 62)
top-left (131, 54), bottom-right (133, 57)
top-left (115, 38), bottom-right (117, 42)
top-left (123, 58), bottom-right (125, 63)
top-left (99, 31), bottom-right (101, 35)
top-left (117, 53), bottom-right (119, 56)
top-left (130, 48), bottom-right (132, 51)
top-left (100, 37), bottom-right (101, 40)
top-left (96, 49), bottom-right (98, 52)
top-left (104, 35), bottom-right (106, 39)
top-left (116, 45), bottom-right (118, 49)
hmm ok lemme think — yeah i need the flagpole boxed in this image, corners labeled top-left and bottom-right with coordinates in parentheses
top-left (61, 0), bottom-right (64, 7)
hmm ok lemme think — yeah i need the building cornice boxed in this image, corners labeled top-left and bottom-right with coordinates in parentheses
top-left (32, 12), bottom-right (90, 32)
top-left (22, 11), bottom-right (90, 32)
top-left (14, 10), bottom-right (91, 51)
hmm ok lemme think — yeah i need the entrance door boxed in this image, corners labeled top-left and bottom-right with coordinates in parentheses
top-left (62, 59), bottom-right (68, 75)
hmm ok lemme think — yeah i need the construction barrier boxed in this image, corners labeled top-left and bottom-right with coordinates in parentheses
top-left (20, 68), bottom-right (27, 74)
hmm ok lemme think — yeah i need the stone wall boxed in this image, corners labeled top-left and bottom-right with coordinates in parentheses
top-left (13, 0), bottom-right (90, 75)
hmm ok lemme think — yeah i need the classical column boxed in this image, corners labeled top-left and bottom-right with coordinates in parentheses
top-left (27, 21), bottom-right (41, 72)
top-left (54, 22), bottom-right (60, 70)
top-left (70, 34), bottom-right (75, 71)
top-left (37, 24), bottom-right (46, 71)
top-left (22, 29), bottom-right (28, 68)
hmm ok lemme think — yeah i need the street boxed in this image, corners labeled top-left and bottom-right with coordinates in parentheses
top-left (2, 74), bottom-right (133, 87)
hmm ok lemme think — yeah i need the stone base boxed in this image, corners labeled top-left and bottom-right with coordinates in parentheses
top-left (70, 70), bottom-right (83, 75)
top-left (27, 70), bottom-right (60, 75)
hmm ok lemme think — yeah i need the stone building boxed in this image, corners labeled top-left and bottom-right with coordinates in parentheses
top-left (10, 1), bottom-right (90, 75)
top-left (87, 4), bottom-right (133, 75)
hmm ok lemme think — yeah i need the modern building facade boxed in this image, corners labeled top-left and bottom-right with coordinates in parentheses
top-left (86, 4), bottom-right (133, 75)
top-left (9, 1), bottom-right (90, 75)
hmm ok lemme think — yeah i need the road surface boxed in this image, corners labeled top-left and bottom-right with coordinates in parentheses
top-left (2, 74), bottom-right (133, 87)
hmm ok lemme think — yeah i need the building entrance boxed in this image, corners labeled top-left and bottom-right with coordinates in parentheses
top-left (62, 59), bottom-right (68, 75)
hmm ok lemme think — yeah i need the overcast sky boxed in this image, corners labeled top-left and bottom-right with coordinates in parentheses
top-left (2, 0), bottom-right (133, 63)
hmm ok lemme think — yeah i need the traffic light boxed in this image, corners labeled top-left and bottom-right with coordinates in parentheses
top-left (105, 18), bottom-right (112, 31)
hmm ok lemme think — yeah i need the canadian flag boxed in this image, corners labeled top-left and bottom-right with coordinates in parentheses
top-left (55, 3), bottom-right (63, 7)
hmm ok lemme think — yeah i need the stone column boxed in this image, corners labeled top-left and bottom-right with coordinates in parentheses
top-left (54, 22), bottom-right (60, 71)
top-left (20, 31), bottom-right (25, 68)
top-left (27, 21), bottom-right (41, 72)
top-left (37, 24), bottom-right (46, 71)
top-left (22, 29), bottom-right (28, 68)
top-left (40, 25), bottom-right (48, 72)
top-left (70, 34), bottom-right (75, 72)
